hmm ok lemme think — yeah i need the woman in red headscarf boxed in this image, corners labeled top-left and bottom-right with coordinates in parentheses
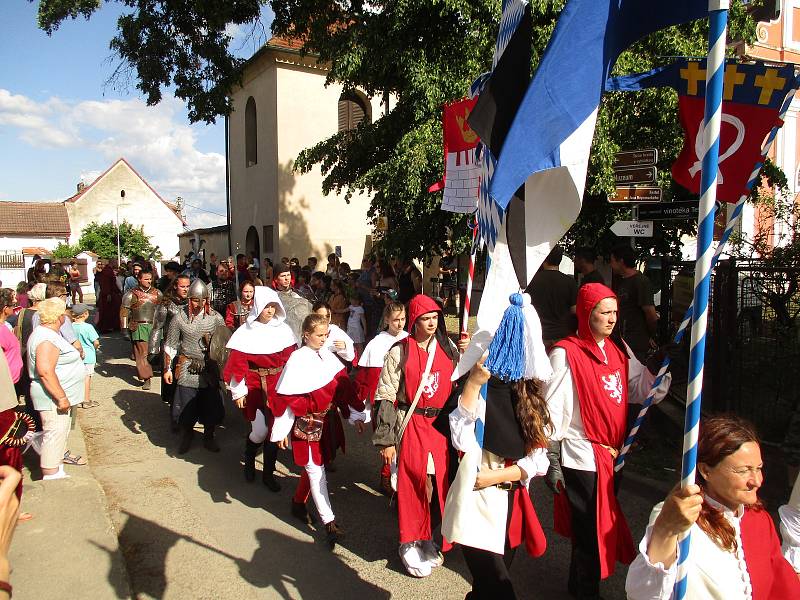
top-left (544, 283), bottom-right (672, 599)
top-left (372, 294), bottom-right (459, 578)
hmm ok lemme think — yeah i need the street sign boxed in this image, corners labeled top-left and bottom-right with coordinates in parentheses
top-left (613, 149), bottom-right (658, 168)
top-left (608, 186), bottom-right (662, 203)
top-left (611, 220), bottom-right (654, 237)
top-left (636, 201), bottom-right (699, 221)
top-left (614, 166), bottom-right (657, 185)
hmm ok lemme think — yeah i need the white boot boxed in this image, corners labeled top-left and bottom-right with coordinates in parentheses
top-left (43, 465), bottom-right (70, 480)
top-left (419, 539), bottom-right (444, 568)
top-left (399, 541), bottom-right (432, 578)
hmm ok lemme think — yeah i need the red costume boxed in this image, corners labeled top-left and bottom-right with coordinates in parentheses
top-left (224, 347), bottom-right (295, 421)
top-left (225, 300), bottom-right (253, 331)
top-left (391, 295), bottom-right (456, 545)
top-left (553, 283), bottom-right (635, 579)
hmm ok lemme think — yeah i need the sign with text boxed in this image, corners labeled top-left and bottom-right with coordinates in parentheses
top-left (636, 201), bottom-right (699, 220)
top-left (611, 220), bottom-right (654, 237)
top-left (608, 186), bottom-right (662, 203)
top-left (614, 166), bottom-right (657, 185)
top-left (613, 149), bottom-right (658, 168)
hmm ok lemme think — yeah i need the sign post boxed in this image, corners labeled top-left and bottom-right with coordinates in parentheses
top-left (610, 220), bottom-right (653, 237)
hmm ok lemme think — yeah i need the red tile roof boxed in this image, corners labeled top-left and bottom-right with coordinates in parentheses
top-left (0, 202), bottom-right (70, 237)
top-left (267, 35), bottom-right (305, 50)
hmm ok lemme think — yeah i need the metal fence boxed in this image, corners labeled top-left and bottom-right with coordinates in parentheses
top-left (660, 258), bottom-right (800, 443)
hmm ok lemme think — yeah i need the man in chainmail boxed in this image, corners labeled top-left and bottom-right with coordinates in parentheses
top-left (272, 263), bottom-right (311, 344)
top-left (210, 263), bottom-right (237, 316)
top-left (163, 279), bottom-right (226, 454)
top-left (120, 270), bottom-right (162, 390)
top-left (148, 273), bottom-right (190, 419)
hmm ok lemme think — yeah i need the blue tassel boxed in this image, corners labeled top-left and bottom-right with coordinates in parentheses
top-left (485, 293), bottom-right (526, 381)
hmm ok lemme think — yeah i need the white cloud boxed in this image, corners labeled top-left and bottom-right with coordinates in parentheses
top-left (0, 88), bottom-right (226, 216)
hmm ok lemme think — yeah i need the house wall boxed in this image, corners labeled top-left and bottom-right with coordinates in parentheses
top-left (178, 230), bottom-right (231, 270)
top-left (229, 48), bottom-right (377, 270)
top-left (66, 161), bottom-right (183, 261)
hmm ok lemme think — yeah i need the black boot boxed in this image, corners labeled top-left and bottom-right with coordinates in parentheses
top-left (203, 426), bottom-right (220, 452)
top-left (261, 441), bottom-right (281, 492)
top-left (243, 439), bottom-right (259, 482)
top-left (177, 427), bottom-right (193, 454)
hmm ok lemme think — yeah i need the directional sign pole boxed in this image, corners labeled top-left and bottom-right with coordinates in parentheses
top-left (610, 220), bottom-right (653, 238)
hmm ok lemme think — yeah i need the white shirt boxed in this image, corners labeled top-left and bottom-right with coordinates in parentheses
top-left (544, 339), bottom-right (671, 471)
top-left (780, 471), bottom-right (800, 572)
top-left (626, 497), bottom-right (752, 600)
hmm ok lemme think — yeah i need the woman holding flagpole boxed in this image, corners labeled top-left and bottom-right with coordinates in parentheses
top-left (626, 415), bottom-right (800, 599)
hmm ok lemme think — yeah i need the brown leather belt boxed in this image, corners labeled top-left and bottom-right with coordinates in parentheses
top-left (494, 481), bottom-right (522, 491)
top-left (249, 366), bottom-right (283, 408)
top-left (398, 404), bottom-right (441, 418)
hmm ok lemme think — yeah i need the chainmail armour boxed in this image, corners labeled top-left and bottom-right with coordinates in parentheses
top-left (148, 297), bottom-right (188, 356)
top-left (164, 306), bottom-right (225, 389)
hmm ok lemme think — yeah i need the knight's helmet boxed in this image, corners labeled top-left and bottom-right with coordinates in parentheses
top-left (188, 278), bottom-right (210, 300)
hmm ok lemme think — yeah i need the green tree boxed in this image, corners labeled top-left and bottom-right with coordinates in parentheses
top-left (39, 1), bottom-right (761, 260)
top-left (51, 242), bottom-right (83, 259)
top-left (77, 221), bottom-right (161, 260)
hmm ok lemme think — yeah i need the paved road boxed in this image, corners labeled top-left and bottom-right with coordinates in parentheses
top-left (73, 329), bottom-right (672, 599)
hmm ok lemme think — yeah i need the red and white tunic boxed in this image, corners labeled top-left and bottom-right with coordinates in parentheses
top-left (271, 346), bottom-right (367, 467)
top-left (353, 329), bottom-right (409, 405)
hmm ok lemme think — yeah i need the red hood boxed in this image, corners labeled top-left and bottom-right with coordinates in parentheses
top-left (407, 294), bottom-right (442, 331)
top-left (576, 283), bottom-right (616, 342)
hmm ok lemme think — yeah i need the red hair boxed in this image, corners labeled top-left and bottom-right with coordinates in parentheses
top-left (696, 415), bottom-right (763, 552)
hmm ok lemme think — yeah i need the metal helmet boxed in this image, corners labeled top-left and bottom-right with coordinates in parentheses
top-left (188, 278), bottom-right (210, 300)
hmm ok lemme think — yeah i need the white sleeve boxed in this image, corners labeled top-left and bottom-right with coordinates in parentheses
top-left (227, 377), bottom-right (248, 400)
top-left (625, 504), bottom-right (677, 600)
top-left (516, 447), bottom-right (549, 489)
top-left (626, 345), bottom-right (672, 406)
top-left (270, 407), bottom-right (295, 442)
top-left (347, 406), bottom-right (371, 425)
top-left (544, 348), bottom-right (574, 442)
top-left (780, 472), bottom-right (800, 572)
top-left (448, 401), bottom-right (482, 454)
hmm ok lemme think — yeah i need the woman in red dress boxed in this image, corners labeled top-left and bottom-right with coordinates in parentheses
top-left (271, 313), bottom-right (368, 549)
top-left (225, 280), bottom-right (255, 331)
top-left (223, 286), bottom-right (296, 491)
top-left (96, 261), bottom-right (122, 333)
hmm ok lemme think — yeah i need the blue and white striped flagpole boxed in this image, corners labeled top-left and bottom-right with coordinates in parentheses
top-left (675, 3), bottom-right (729, 598)
top-left (615, 76), bottom-right (800, 472)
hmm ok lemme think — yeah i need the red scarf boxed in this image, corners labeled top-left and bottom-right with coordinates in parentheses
top-left (740, 506), bottom-right (800, 599)
top-left (552, 283), bottom-right (635, 579)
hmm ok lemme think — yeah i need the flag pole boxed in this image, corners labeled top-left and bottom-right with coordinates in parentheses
top-left (615, 75), bottom-right (800, 472)
top-left (461, 217), bottom-right (479, 339)
top-left (675, 3), bottom-right (729, 599)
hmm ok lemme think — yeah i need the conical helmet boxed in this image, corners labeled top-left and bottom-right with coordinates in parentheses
top-left (188, 278), bottom-right (210, 299)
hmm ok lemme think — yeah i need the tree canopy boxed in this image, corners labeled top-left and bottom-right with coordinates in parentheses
top-left (77, 221), bottom-right (161, 260)
top-left (38, 0), bottom-right (763, 260)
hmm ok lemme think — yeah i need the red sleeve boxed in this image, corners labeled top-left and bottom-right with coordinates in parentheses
top-left (353, 366), bottom-right (380, 403)
top-left (273, 392), bottom-right (310, 418)
top-left (333, 370), bottom-right (363, 415)
top-left (223, 349), bottom-right (247, 383)
top-left (225, 303), bottom-right (236, 329)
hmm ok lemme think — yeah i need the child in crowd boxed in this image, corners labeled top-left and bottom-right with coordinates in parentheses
top-left (15, 283), bottom-right (28, 309)
top-left (70, 304), bottom-right (100, 409)
top-left (347, 295), bottom-right (367, 355)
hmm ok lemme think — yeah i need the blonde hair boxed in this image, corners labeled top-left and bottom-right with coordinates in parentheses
top-left (38, 297), bottom-right (67, 324)
top-left (28, 283), bottom-right (47, 302)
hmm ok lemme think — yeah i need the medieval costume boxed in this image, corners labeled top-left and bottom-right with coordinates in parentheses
top-left (354, 327), bottom-right (409, 492)
top-left (271, 342), bottom-right (367, 549)
top-left (224, 287), bottom-right (296, 491)
top-left (210, 276), bottom-right (237, 316)
top-left (627, 496), bottom-right (800, 599)
top-left (780, 471), bottom-right (800, 574)
top-left (325, 323), bottom-right (355, 364)
top-left (273, 264), bottom-right (312, 344)
top-left (372, 294), bottom-right (458, 577)
top-left (545, 283), bottom-right (670, 598)
top-left (225, 298), bottom-right (253, 331)
top-left (96, 263), bottom-right (122, 333)
top-left (148, 284), bottom-right (188, 409)
top-left (443, 295), bottom-right (553, 598)
top-left (121, 280), bottom-right (161, 389)
top-left (164, 279), bottom-right (226, 454)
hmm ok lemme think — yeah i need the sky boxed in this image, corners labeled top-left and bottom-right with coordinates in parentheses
top-left (0, 2), bottom-right (273, 229)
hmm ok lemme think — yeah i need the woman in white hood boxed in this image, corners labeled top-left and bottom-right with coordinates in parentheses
top-left (224, 286), bottom-right (297, 491)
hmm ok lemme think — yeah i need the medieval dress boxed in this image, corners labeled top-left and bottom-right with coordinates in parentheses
top-left (545, 283), bottom-right (670, 597)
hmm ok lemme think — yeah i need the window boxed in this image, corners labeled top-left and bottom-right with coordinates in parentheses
top-left (338, 91), bottom-right (371, 132)
top-left (245, 96), bottom-right (257, 167)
